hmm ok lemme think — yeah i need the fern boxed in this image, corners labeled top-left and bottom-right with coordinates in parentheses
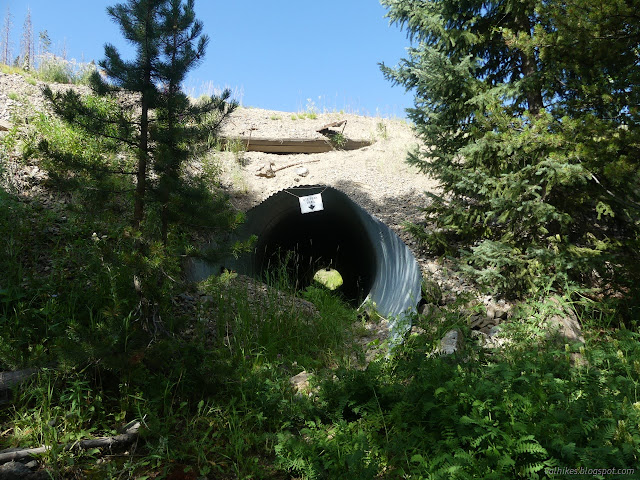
top-left (514, 436), bottom-right (548, 457)
top-left (520, 461), bottom-right (545, 477)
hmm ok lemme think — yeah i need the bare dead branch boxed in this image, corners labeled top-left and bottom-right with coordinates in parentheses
top-left (0, 421), bottom-right (141, 464)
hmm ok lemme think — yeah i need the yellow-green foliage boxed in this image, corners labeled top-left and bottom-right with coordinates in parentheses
top-left (313, 268), bottom-right (344, 290)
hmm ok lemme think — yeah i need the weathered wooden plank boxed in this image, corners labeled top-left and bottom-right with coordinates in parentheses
top-left (338, 139), bottom-right (373, 151)
top-left (244, 137), bottom-right (332, 153)
top-left (223, 137), bottom-right (372, 154)
top-left (249, 139), bottom-right (332, 153)
top-left (317, 120), bottom-right (347, 133)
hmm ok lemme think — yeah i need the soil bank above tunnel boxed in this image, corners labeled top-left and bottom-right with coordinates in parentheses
top-left (188, 185), bottom-right (422, 341)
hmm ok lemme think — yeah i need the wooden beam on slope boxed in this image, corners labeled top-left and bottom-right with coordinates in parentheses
top-left (223, 137), bottom-right (373, 154)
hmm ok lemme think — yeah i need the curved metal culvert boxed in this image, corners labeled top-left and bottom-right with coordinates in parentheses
top-left (188, 185), bottom-right (422, 343)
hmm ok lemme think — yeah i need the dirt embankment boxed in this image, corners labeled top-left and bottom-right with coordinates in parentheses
top-left (0, 71), bottom-right (482, 301)
top-left (213, 107), bottom-right (483, 301)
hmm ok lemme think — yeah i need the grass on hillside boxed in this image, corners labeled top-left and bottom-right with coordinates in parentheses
top-left (1, 55), bottom-right (96, 86)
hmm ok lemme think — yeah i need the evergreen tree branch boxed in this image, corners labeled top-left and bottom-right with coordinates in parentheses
top-left (589, 172), bottom-right (640, 213)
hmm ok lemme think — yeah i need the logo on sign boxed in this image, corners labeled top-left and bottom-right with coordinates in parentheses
top-left (299, 194), bottom-right (324, 214)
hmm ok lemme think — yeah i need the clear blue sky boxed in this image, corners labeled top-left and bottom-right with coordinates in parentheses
top-left (1, 0), bottom-right (414, 117)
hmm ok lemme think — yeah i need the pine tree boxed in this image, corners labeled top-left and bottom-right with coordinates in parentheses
top-left (45, 0), bottom-right (236, 233)
top-left (153, 0), bottom-right (224, 245)
top-left (20, 7), bottom-right (33, 70)
top-left (98, 0), bottom-right (164, 229)
top-left (382, 0), bottom-right (640, 300)
top-left (41, 0), bottom-right (238, 318)
top-left (36, 30), bottom-right (51, 71)
top-left (38, 30), bottom-right (51, 55)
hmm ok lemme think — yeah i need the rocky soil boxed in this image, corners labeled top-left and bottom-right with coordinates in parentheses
top-left (0, 72), bottom-right (92, 122)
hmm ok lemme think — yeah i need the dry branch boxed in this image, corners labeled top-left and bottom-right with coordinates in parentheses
top-left (273, 158), bottom-right (322, 173)
top-left (0, 422), bottom-right (141, 464)
top-left (255, 159), bottom-right (321, 178)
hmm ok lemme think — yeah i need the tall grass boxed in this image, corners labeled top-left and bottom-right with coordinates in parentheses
top-left (35, 53), bottom-right (97, 85)
top-left (200, 269), bottom-right (358, 369)
top-left (185, 80), bottom-right (244, 106)
top-left (0, 54), bottom-right (96, 85)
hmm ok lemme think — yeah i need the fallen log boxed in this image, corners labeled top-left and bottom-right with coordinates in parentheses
top-left (0, 421), bottom-right (141, 464)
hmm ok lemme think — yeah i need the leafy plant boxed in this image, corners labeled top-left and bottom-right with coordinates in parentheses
top-left (329, 132), bottom-right (347, 150)
top-left (274, 303), bottom-right (640, 479)
top-left (376, 121), bottom-right (388, 140)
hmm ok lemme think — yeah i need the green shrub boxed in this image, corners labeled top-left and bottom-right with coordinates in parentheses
top-left (37, 55), bottom-right (74, 83)
top-left (329, 132), bottom-right (347, 150)
top-left (274, 309), bottom-right (640, 479)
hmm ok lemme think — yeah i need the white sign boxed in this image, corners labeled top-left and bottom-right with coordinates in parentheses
top-left (299, 193), bottom-right (324, 214)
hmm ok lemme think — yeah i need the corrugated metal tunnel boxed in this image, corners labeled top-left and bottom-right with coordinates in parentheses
top-left (188, 185), bottom-right (422, 341)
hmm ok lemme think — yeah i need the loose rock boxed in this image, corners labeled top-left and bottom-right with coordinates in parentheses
top-left (545, 297), bottom-right (585, 344)
top-left (419, 303), bottom-right (440, 318)
top-left (421, 277), bottom-right (443, 305)
top-left (494, 307), bottom-right (508, 320)
top-left (439, 329), bottom-right (463, 355)
top-left (0, 461), bottom-right (48, 480)
top-left (295, 166), bottom-right (309, 177)
top-left (290, 371), bottom-right (312, 396)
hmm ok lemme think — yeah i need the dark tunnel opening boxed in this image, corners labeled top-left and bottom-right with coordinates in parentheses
top-left (252, 206), bottom-right (378, 305)
top-left (185, 185), bottom-right (422, 342)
